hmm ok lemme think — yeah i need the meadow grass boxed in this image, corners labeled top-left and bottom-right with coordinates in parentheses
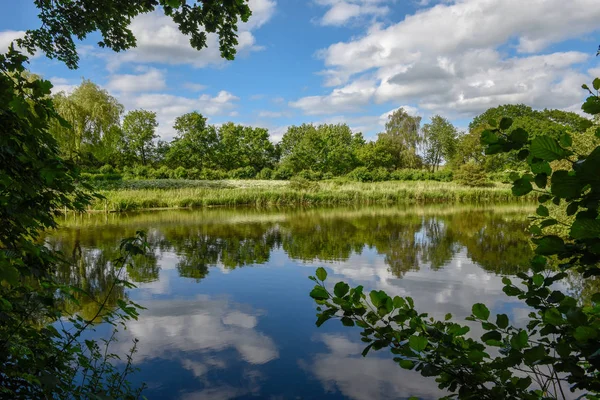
top-left (87, 179), bottom-right (536, 212)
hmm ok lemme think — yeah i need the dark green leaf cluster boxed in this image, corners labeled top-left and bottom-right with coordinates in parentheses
top-left (309, 81), bottom-right (600, 399)
top-left (0, 47), bottom-right (149, 399)
top-left (18, 0), bottom-right (251, 69)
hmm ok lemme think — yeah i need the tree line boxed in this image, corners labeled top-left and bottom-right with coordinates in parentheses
top-left (52, 80), bottom-right (597, 184)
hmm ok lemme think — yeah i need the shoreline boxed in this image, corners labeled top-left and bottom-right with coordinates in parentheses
top-left (83, 179), bottom-right (536, 212)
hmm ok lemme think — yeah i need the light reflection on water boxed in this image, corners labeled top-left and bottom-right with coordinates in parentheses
top-left (47, 205), bottom-right (536, 399)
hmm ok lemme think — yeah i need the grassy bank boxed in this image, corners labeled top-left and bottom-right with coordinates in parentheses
top-left (87, 179), bottom-right (535, 211)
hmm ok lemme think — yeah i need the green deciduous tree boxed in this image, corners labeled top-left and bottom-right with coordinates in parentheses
top-left (218, 122), bottom-right (278, 172)
top-left (122, 110), bottom-right (159, 166)
top-left (422, 115), bottom-right (458, 171)
top-left (51, 80), bottom-right (123, 163)
top-left (469, 104), bottom-right (593, 172)
top-left (165, 112), bottom-right (219, 169)
top-left (280, 123), bottom-right (362, 175)
top-left (355, 140), bottom-right (395, 170)
top-left (379, 108), bottom-right (422, 169)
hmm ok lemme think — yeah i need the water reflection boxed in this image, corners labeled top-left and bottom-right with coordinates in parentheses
top-left (303, 334), bottom-right (445, 400)
top-left (49, 205), bottom-right (534, 285)
top-left (45, 205), bottom-right (538, 399)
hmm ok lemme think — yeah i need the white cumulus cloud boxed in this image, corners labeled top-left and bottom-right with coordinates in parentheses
top-left (294, 0), bottom-right (600, 119)
top-left (106, 0), bottom-right (276, 71)
top-left (315, 0), bottom-right (392, 26)
top-left (106, 68), bottom-right (166, 93)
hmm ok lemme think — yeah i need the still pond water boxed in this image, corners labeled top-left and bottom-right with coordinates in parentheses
top-left (46, 205), bottom-right (540, 400)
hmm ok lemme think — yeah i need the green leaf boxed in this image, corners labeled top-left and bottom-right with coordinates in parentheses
top-left (534, 173), bottom-right (547, 189)
top-left (530, 136), bottom-right (568, 161)
top-left (532, 273), bottom-right (544, 287)
top-left (472, 303), bottom-right (490, 320)
top-left (530, 161), bottom-right (552, 175)
top-left (334, 282), bottom-right (350, 297)
top-left (570, 218), bottom-right (600, 240)
top-left (559, 133), bottom-right (572, 148)
top-left (574, 326), bottom-right (598, 342)
top-left (593, 78), bottom-right (600, 91)
top-left (536, 205), bottom-right (549, 217)
top-left (512, 178), bottom-right (533, 196)
top-left (551, 170), bottom-right (582, 198)
top-left (499, 117), bottom-right (513, 130)
top-left (341, 317), bottom-right (355, 327)
top-left (509, 128), bottom-right (528, 144)
top-left (409, 335), bottom-right (428, 352)
top-left (399, 360), bottom-right (415, 370)
top-left (481, 330), bottom-right (502, 343)
top-left (315, 267), bottom-right (327, 281)
top-left (496, 314), bottom-right (509, 329)
top-left (480, 129), bottom-right (498, 145)
top-left (444, 313), bottom-right (452, 321)
top-left (543, 308), bottom-right (564, 326)
top-left (393, 296), bottom-right (406, 309)
top-left (534, 236), bottom-right (565, 255)
top-left (369, 290), bottom-right (385, 307)
top-left (468, 350), bottom-right (486, 362)
top-left (510, 330), bottom-right (528, 350)
top-left (523, 345), bottom-right (547, 365)
top-left (566, 202), bottom-right (579, 216)
top-left (164, 0), bottom-right (181, 7)
top-left (582, 96), bottom-right (600, 115)
top-left (309, 286), bottom-right (329, 300)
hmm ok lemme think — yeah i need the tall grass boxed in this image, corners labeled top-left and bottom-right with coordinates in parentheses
top-left (88, 180), bottom-right (536, 212)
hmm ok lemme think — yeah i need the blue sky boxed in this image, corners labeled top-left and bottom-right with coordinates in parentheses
top-left (1, 0), bottom-right (599, 141)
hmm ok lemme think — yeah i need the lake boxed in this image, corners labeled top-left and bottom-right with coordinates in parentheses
top-left (46, 204), bottom-right (539, 400)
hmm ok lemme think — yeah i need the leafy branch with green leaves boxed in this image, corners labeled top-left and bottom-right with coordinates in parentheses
top-left (309, 80), bottom-right (600, 399)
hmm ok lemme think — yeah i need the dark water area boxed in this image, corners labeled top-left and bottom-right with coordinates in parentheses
top-left (45, 205), bottom-right (541, 399)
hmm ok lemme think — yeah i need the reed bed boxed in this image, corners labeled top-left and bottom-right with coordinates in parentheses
top-left (88, 180), bottom-right (536, 212)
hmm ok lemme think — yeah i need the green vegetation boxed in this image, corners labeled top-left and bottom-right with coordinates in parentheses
top-left (84, 180), bottom-right (534, 211)
top-left (46, 79), bottom-right (594, 189)
top-left (1, 1), bottom-right (252, 398)
top-left (50, 204), bottom-right (535, 282)
top-left (309, 87), bottom-right (600, 399)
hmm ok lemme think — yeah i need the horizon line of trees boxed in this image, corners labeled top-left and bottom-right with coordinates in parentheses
top-left (50, 79), bottom-right (597, 183)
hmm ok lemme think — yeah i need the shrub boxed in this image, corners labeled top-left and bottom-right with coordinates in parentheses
top-left (371, 167), bottom-right (390, 182)
top-left (296, 169), bottom-right (323, 181)
top-left (256, 167), bottom-right (274, 180)
top-left (80, 172), bottom-right (123, 182)
top-left (172, 166), bottom-right (188, 180)
top-left (133, 165), bottom-right (150, 178)
top-left (347, 167), bottom-right (373, 182)
top-left (273, 165), bottom-right (294, 180)
top-left (150, 166), bottom-right (171, 179)
top-left (200, 169), bottom-right (228, 180)
top-left (187, 168), bottom-right (202, 180)
top-left (432, 169), bottom-right (453, 182)
top-left (99, 164), bottom-right (115, 174)
top-left (322, 172), bottom-right (334, 180)
top-left (227, 166), bottom-right (256, 179)
top-left (454, 162), bottom-right (490, 187)
top-left (390, 169), bottom-right (410, 181)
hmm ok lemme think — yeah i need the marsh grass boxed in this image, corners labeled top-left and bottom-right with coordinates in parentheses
top-left (88, 179), bottom-right (535, 211)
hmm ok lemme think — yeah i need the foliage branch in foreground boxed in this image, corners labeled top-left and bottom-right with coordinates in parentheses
top-left (309, 80), bottom-right (600, 399)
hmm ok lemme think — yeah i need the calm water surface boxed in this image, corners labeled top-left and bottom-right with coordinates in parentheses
top-left (46, 205), bottom-right (537, 400)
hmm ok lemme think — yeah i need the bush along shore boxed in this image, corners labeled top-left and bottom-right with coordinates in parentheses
top-left (85, 179), bottom-right (537, 212)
